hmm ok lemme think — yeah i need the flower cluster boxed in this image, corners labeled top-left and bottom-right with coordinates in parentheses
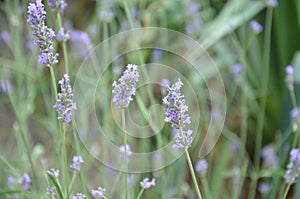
top-left (47, 168), bottom-right (60, 178)
top-left (46, 186), bottom-right (56, 196)
top-left (163, 79), bottom-right (191, 129)
top-left (195, 159), bottom-right (208, 174)
top-left (27, 0), bottom-right (59, 67)
top-left (18, 173), bottom-right (31, 190)
top-left (48, 0), bottom-right (67, 12)
top-left (261, 144), bottom-right (278, 169)
top-left (119, 144), bottom-right (133, 158)
top-left (163, 79), bottom-right (193, 150)
top-left (54, 74), bottom-right (77, 123)
top-left (56, 28), bottom-right (69, 42)
top-left (112, 64), bottom-right (139, 108)
top-left (284, 148), bottom-right (300, 185)
top-left (91, 186), bottom-right (106, 198)
top-left (72, 193), bottom-right (86, 199)
top-left (69, 156), bottom-right (84, 172)
top-left (140, 178), bottom-right (156, 189)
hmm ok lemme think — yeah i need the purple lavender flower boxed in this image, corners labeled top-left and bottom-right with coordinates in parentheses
top-left (7, 176), bottom-right (14, 184)
top-left (140, 178), bottom-right (155, 189)
top-left (47, 168), bottom-right (60, 178)
top-left (48, 0), bottom-right (67, 12)
top-left (112, 64), bottom-right (139, 108)
top-left (261, 144), bottom-right (278, 169)
top-left (0, 31), bottom-right (10, 44)
top-left (27, 0), bottom-right (59, 67)
top-left (54, 74), bottom-right (77, 123)
top-left (285, 65), bottom-right (294, 90)
top-left (69, 156), bottom-right (84, 172)
top-left (91, 186), bottom-right (106, 198)
top-left (56, 28), bottom-right (69, 42)
top-left (160, 78), bottom-right (170, 95)
top-left (18, 173), bottom-right (31, 190)
top-left (232, 63), bottom-right (242, 75)
top-left (284, 148), bottom-right (300, 184)
top-left (151, 48), bottom-right (163, 62)
top-left (70, 30), bottom-right (91, 46)
top-left (72, 193), bottom-right (85, 199)
top-left (258, 182), bottom-right (271, 194)
top-left (119, 144), bottom-right (133, 158)
top-left (186, 3), bottom-right (199, 15)
top-left (195, 159), bottom-right (208, 173)
top-left (98, 9), bottom-right (115, 22)
top-left (172, 129), bottom-right (193, 150)
top-left (249, 20), bottom-right (263, 34)
top-left (266, 0), bottom-right (278, 7)
top-left (163, 79), bottom-right (191, 129)
top-left (46, 186), bottom-right (56, 196)
top-left (185, 18), bottom-right (202, 35)
top-left (290, 108), bottom-right (299, 120)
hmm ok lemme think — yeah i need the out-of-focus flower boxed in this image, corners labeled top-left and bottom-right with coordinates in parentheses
top-left (140, 178), bottom-right (155, 189)
top-left (48, 0), bottom-right (67, 12)
top-left (258, 182), bottom-right (271, 194)
top-left (232, 63), bottom-right (242, 75)
top-left (98, 9), bottom-right (115, 22)
top-left (284, 148), bottom-right (300, 185)
top-left (47, 168), bottom-right (60, 178)
top-left (195, 159), bottom-right (208, 174)
top-left (18, 173), bottom-right (31, 190)
top-left (112, 64), bottom-right (139, 108)
top-left (56, 27), bottom-right (69, 42)
top-left (0, 31), bottom-right (10, 44)
top-left (266, 0), bottom-right (278, 7)
top-left (72, 193), bottom-right (85, 199)
top-left (249, 20), bottom-right (263, 34)
top-left (261, 143), bottom-right (278, 169)
top-left (172, 129), bottom-right (193, 150)
top-left (185, 18), bottom-right (202, 35)
top-left (69, 156), bottom-right (84, 172)
top-left (285, 65), bottom-right (294, 91)
top-left (119, 144), bottom-right (133, 158)
top-left (46, 186), bottom-right (56, 196)
top-left (151, 48), bottom-right (163, 62)
top-left (91, 186), bottom-right (106, 198)
top-left (54, 74), bottom-right (77, 123)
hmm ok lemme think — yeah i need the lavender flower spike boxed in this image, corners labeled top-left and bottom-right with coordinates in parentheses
top-left (48, 0), bottom-right (67, 12)
top-left (54, 74), bottom-right (77, 123)
top-left (27, 0), bottom-right (58, 67)
top-left (163, 79), bottom-right (191, 129)
top-left (112, 64), bottom-right (139, 108)
top-left (69, 156), bottom-right (84, 172)
top-left (172, 129), bottom-right (193, 150)
top-left (284, 148), bottom-right (300, 185)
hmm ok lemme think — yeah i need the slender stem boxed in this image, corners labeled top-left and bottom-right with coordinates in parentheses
top-left (185, 149), bottom-right (202, 199)
top-left (136, 188), bottom-right (145, 199)
top-left (56, 12), bottom-right (69, 74)
top-left (121, 109), bottom-right (128, 199)
top-left (61, 123), bottom-right (69, 198)
top-left (282, 184), bottom-right (291, 199)
top-left (49, 66), bottom-right (58, 100)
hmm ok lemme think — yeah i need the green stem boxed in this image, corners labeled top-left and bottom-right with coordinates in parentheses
top-left (250, 7), bottom-right (273, 199)
top-left (185, 149), bottom-right (203, 199)
top-left (136, 188), bottom-right (145, 199)
top-left (49, 67), bottom-right (58, 100)
top-left (121, 109), bottom-right (128, 199)
top-left (282, 184), bottom-right (291, 199)
top-left (56, 12), bottom-right (69, 74)
top-left (61, 123), bottom-right (69, 198)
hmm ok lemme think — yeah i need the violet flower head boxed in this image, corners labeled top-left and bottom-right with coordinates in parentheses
top-left (232, 63), bottom-right (242, 75)
top-left (151, 48), bottom-right (163, 62)
top-left (266, 0), bottom-right (278, 7)
top-left (48, 0), bottom-right (67, 12)
top-left (261, 144), bottom-right (278, 169)
top-left (27, 0), bottom-right (59, 67)
top-left (284, 148), bottom-right (300, 185)
top-left (72, 193), bottom-right (85, 199)
top-left (172, 129), bottom-right (193, 150)
top-left (112, 64), bottom-right (139, 108)
top-left (56, 28), bottom-right (69, 42)
top-left (163, 79), bottom-right (191, 129)
top-left (195, 159), bottom-right (208, 173)
top-left (18, 173), bottom-right (31, 190)
top-left (249, 20), bottom-right (263, 34)
top-left (140, 178), bottom-right (155, 189)
top-left (54, 74), bottom-right (77, 123)
top-left (258, 182), bottom-right (271, 194)
top-left (186, 2), bottom-right (199, 15)
top-left (91, 186), bottom-right (106, 198)
top-left (0, 31), bottom-right (10, 44)
top-left (7, 176), bottom-right (14, 185)
top-left (69, 156), bottom-right (84, 172)
top-left (285, 65), bottom-right (294, 75)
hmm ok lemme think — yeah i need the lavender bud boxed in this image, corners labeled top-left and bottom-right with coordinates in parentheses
top-left (195, 159), bottom-right (208, 173)
top-left (48, 0), bottom-right (67, 12)
top-left (91, 186), bottom-right (106, 198)
top-left (284, 148), bottom-right (300, 185)
top-left (69, 156), bottom-right (84, 172)
top-left (46, 186), bottom-right (56, 196)
top-left (285, 65), bottom-right (294, 91)
top-left (249, 20), bottom-right (263, 34)
top-left (112, 64), bottom-right (139, 108)
top-left (172, 129), bottom-right (193, 150)
top-left (72, 193), bottom-right (85, 199)
top-left (18, 173), bottom-right (31, 190)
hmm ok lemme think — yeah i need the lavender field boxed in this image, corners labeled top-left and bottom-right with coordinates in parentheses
top-left (1, 0), bottom-right (300, 198)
